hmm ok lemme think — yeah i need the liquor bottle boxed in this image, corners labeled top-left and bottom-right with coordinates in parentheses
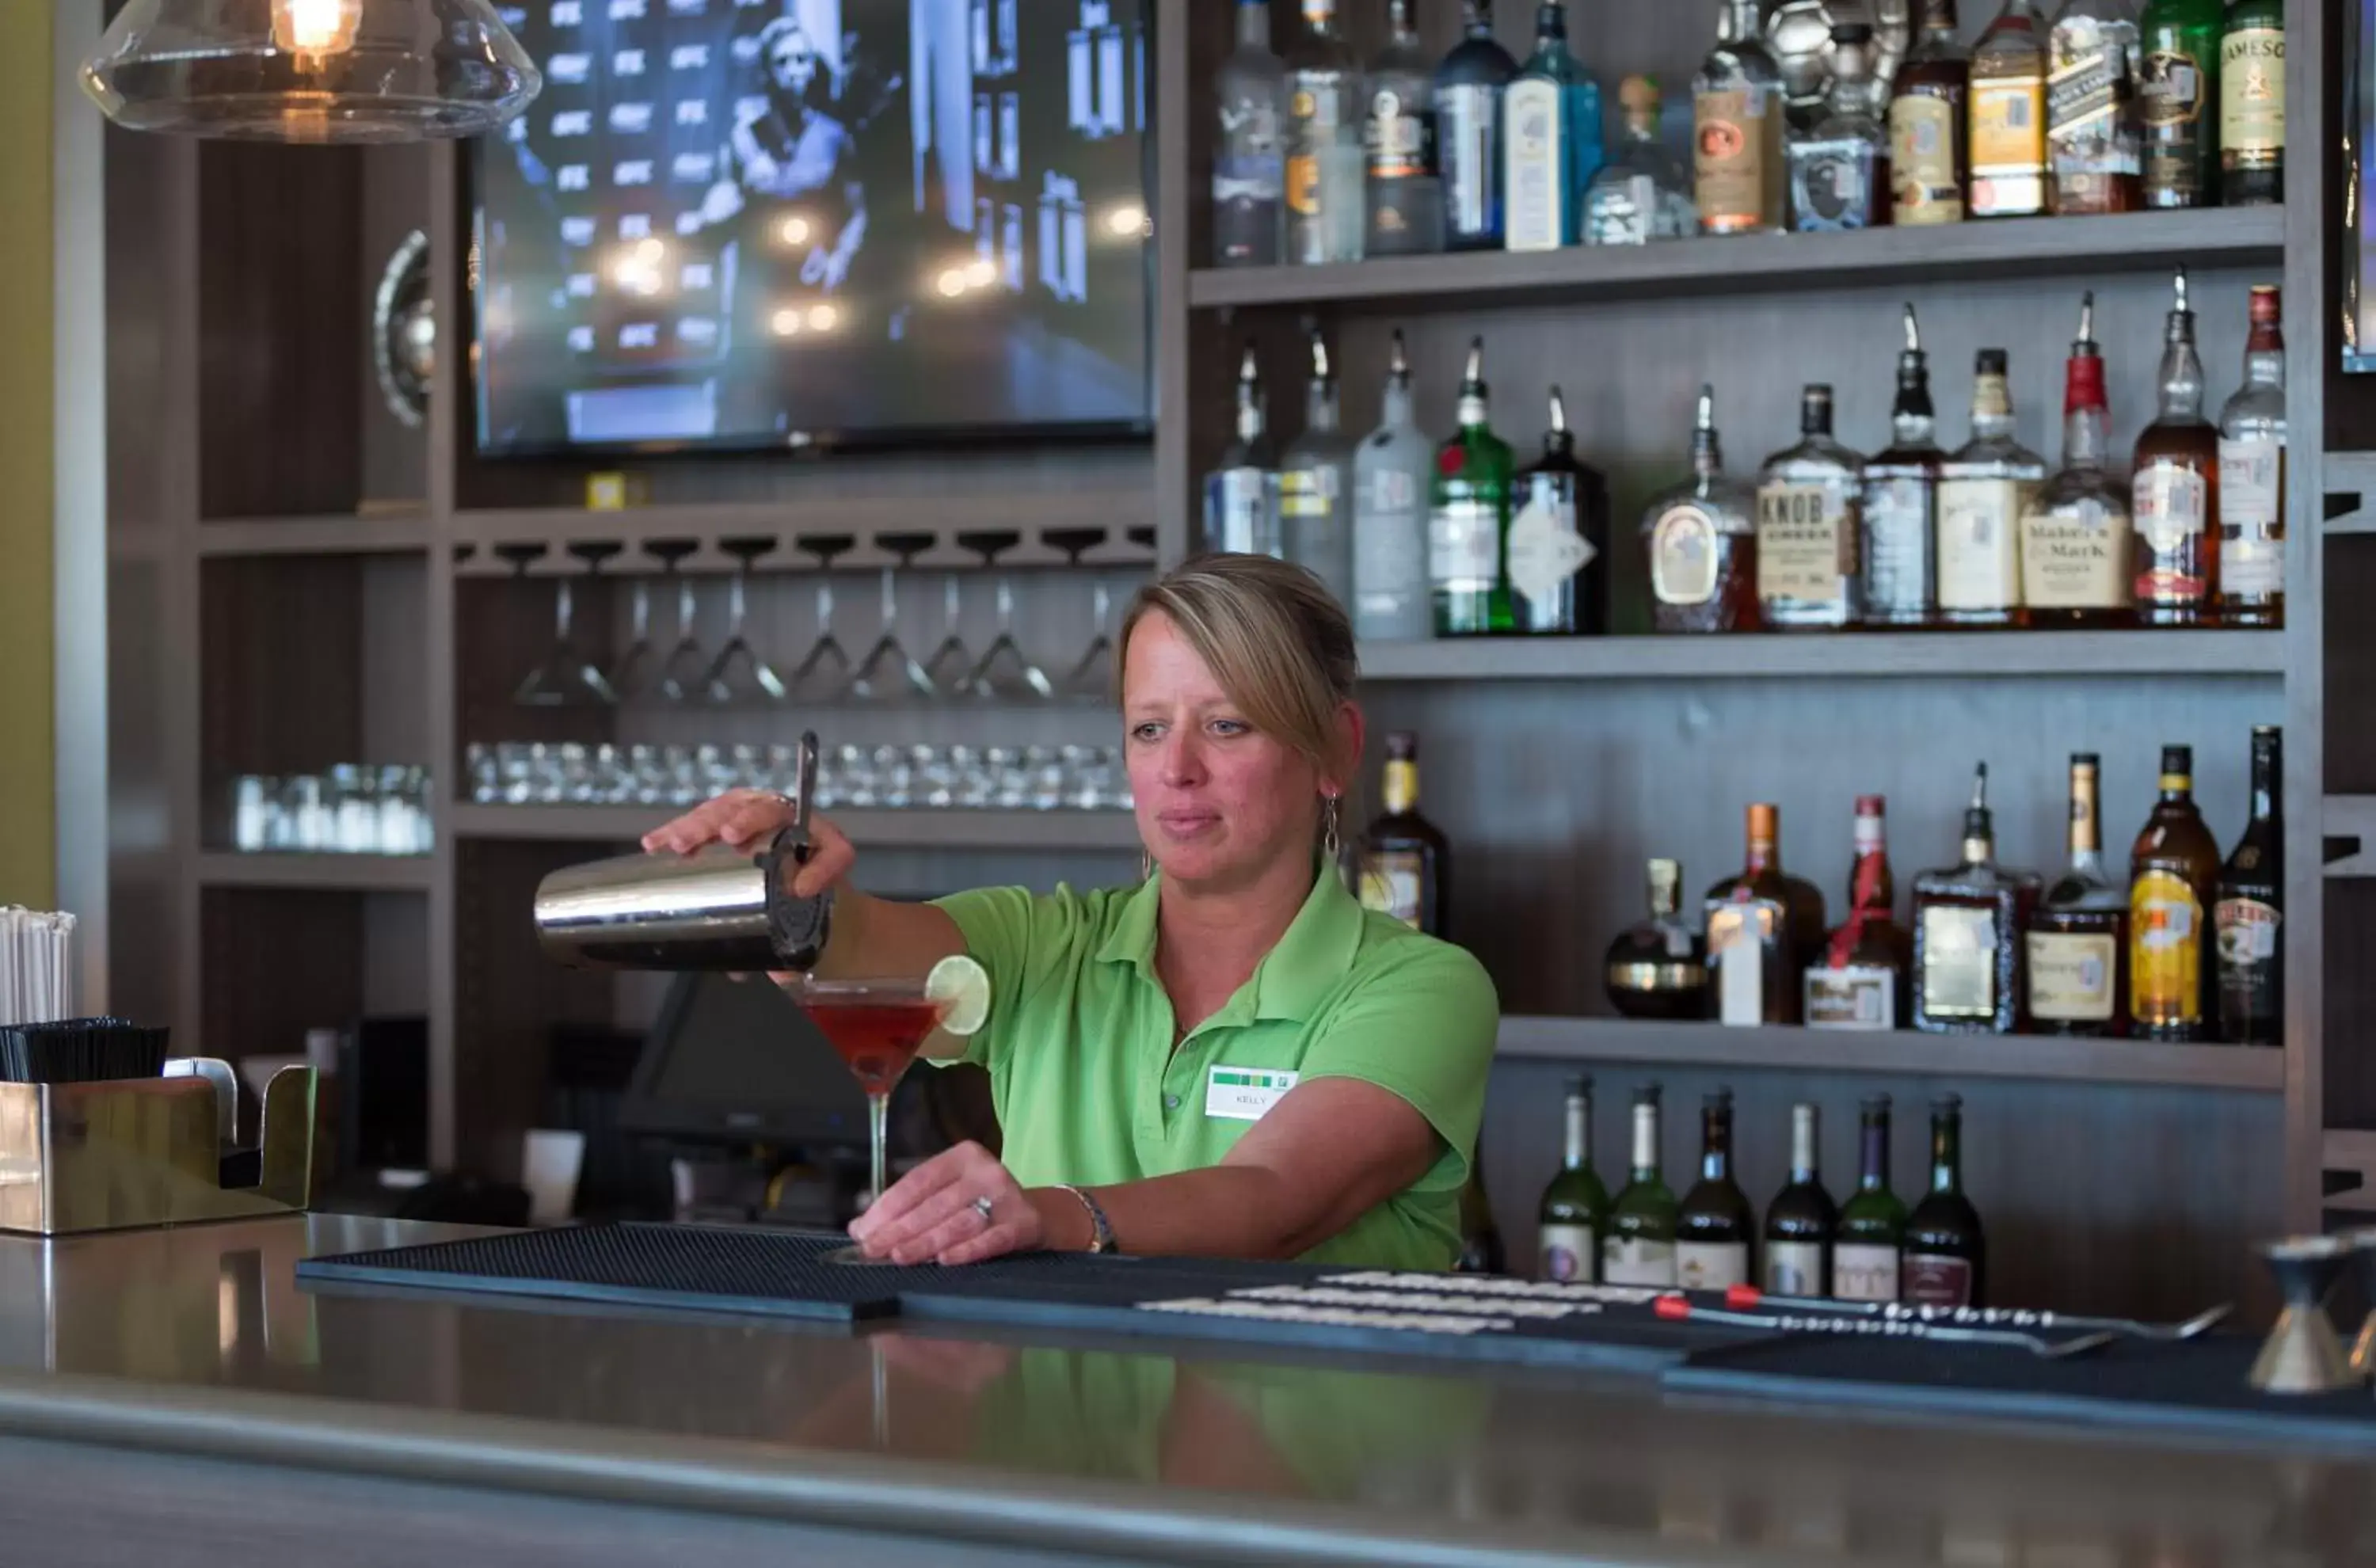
top-left (1362, 0), bottom-right (1445, 257)
top-left (1457, 1156), bottom-right (1506, 1274)
top-left (1585, 75), bottom-right (1699, 245)
top-left (1428, 339), bottom-right (1515, 637)
top-left (1352, 330), bottom-right (1435, 641)
top-left (1756, 385), bottom-right (1865, 631)
top-left (1788, 23), bottom-right (1890, 230)
top-left (2138, 0), bottom-right (2222, 207)
top-left (1864, 306), bottom-right (1943, 627)
top-left (1536, 1076), bottom-right (1609, 1282)
top-left (1643, 386), bottom-right (1762, 634)
top-left (2218, 284), bottom-right (2287, 627)
top-left (2022, 293), bottom-right (2133, 626)
top-left (1606, 859), bottom-right (1713, 1019)
top-left (1890, 0), bottom-right (1970, 225)
top-left (1503, 2), bottom-right (1604, 253)
top-left (1694, 0), bottom-right (1788, 235)
top-left (1604, 1086), bottom-right (1679, 1286)
top-left (1283, 0), bottom-right (1365, 266)
top-left (1677, 1090), bottom-right (1756, 1290)
top-left (2024, 753), bottom-right (2131, 1036)
top-left (2218, 0), bottom-right (2283, 207)
top-left (1437, 0), bottom-right (1517, 251)
top-left (1279, 329), bottom-right (1356, 607)
top-left (1707, 804), bottom-right (1826, 1026)
top-left (2046, 0), bottom-right (2142, 215)
top-left (1937, 348), bottom-right (2047, 627)
top-left (2129, 744), bottom-right (2222, 1041)
top-left (1213, 0), bottom-right (1288, 267)
top-left (1202, 345), bottom-right (1281, 558)
top-left (1833, 1094), bottom-right (1906, 1302)
top-left (1911, 763), bottom-right (2039, 1034)
top-left (1902, 1095), bottom-right (1986, 1307)
top-left (2217, 725), bottom-right (2283, 1047)
top-left (1969, 0), bottom-right (2050, 218)
top-left (1806, 795), bottom-right (1914, 1030)
top-left (1764, 1102), bottom-right (1840, 1295)
top-left (1510, 387), bottom-right (1609, 635)
top-left (2132, 268), bottom-right (2219, 626)
top-left (1358, 730), bottom-right (1449, 935)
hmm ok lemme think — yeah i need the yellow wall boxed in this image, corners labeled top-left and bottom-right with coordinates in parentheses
top-left (0, 6), bottom-right (53, 907)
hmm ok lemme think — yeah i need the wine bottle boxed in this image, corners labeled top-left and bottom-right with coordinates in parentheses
top-left (1763, 1102), bottom-right (1839, 1294)
top-left (1902, 1093), bottom-right (1986, 1307)
top-left (1832, 1094), bottom-right (1906, 1301)
top-left (1676, 1088), bottom-right (1755, 1289)
top-left (1602, 1086), bottom-right (1679, 1286)
top-left (1536, 1075), bottom-right (1609, 1282)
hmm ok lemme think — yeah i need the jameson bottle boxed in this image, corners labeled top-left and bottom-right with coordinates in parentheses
top-left (1832, 1095), bottom-right (1906, 1302)
top-left (2216, 726), bottom-right (2283, 1047)
top-left (1428, 338), bottom-right (1516, 635)
top-left (2218, 0), bottom-right (2283, 207)
top-left (1675, 1089), bottom-right (1755, 1290)
top-left (1902, 1094), bottom-right (1986, 1307)
top-left (1603, 1086), bottom-right (1680, 1287)
top-left (1536, 1076), bottom-right (1609, 1282)
top-left (1352, 330), bottom-right (1435, 641)
top-left (2130, 744), bottom-right (2222, 1041)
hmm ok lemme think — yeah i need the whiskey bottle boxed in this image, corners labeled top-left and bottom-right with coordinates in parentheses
top-left (1603, 1086), bottom-right (1679, 1287)
top-left (2218, 0), bottom-right (2283, 207)
top-left (1213, 0), bottom-right (1288, 266)
top-left (1606, 858), bottom-right (1713, 1019)
top-left (2132, 268), bottom-right (2219, 626)
top-left (1503, 2), bottom-right (1604, 253)
top-left (1362, 0), bottom-right (1445, 257)
top-left (1787, 23), bottom-right (1890, 230)
top-left (1351, 330), bottom-right (1434, 641)
top-left (1937, 348), bottom-right (2046, 627)
top-left (2218, 285), bottom-right (2287, 627)
top-left (2025, 753), bottom-right (2130, 1036)
top-left (1833, 1095), bottom-right (1906, 1302)
top-left (1864, 306), bottom-right (1943, 627)
top-left (1763, 1102), bottom-right (1839, 1295)
top-left (1585, 74), bottom-right (1699, 244)
top-left (1643, 386), bottom-right (1761, 634)
top-left (1677, 1090), bottom-right (1756, 1290)
top-left (1280, 329), bottom-right (1355, 607)
top-left (2129, 744), bottom-right (2222, 1041)
top-left (1429, 339), bottom-right (1515, 636)
top-left (2216, 725), bottom-right (2283, 1046)
top-left (2138, 0), bottom-right (2222, 207)
top-left (1969, 0), bottom-right (2050, 218)
top-left (1358, 731), bottom-right (1449, 935)
top-left (1911, 763), bottom-right (2039, 1033)
top-left (1282, 0), bottom-right (1365, 266)
top-left (1201, 344), bottom-right (1281, 558)
top-left (2045, 0), bottom-right (2142, 215)
top-left (1757, 385), bottom-right (1865, 631)
top-left (1806, 795), bottom-right (1913, 1030)
top-left (1510, 387), bottom-right (1609, 635)
top-left (1902, 1094), bottom-right (1986, 1307)
top-left (1694, 0), bottom-right (1788, 234)
top-left (1890, 0), bottom-right (1970, 225)
top-left (1707, 804), bottom-right (1826, 1026)
top-left (2022, 293), bottom-right (2133, 626)
top-left (1437, 0), bottom-right (1517, 251)
top-left (1536, 1076), bottom-right (1609, 1282)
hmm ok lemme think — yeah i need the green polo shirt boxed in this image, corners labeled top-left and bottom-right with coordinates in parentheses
top-left (932, 869), bottom-right (1498, 1272)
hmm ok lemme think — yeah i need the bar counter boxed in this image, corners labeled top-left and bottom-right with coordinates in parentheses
top-left (0, 1215), bottom-right (2370, 1567)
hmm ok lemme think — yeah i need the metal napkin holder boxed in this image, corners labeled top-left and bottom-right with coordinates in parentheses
top-left (0, 1057), bottom-right (314, 1235)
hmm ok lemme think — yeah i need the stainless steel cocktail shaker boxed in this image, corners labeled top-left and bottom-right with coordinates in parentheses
top-left (532, 732), bottom-right (833, 972)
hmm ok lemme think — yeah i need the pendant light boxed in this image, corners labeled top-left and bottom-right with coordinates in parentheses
top-left (82, 0), bottom-right (541, 144)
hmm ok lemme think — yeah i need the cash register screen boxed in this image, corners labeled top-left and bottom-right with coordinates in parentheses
top-left (621, 972), bottom-right (867, 1145)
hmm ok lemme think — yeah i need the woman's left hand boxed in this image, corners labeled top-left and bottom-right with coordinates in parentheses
top-left (848, 1140), bottom-right (1044, 1266)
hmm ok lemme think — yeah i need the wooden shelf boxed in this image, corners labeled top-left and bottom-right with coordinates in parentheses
top-left (196, 852), bottom-right (435, 892)
top-left (2325, 796), bottom-right (2376, 877)
top-left (2326, 452), bottom-right (2376, 535)
top-left (1358, 630), bottom-right (2285, 683)
top-left (447, 801), bottom-right (1145, 851)
top-left (197, 513), bottom-right (431, 558)
top-left (1190, 208), bottom-right (2283, 312)
top-left (1496, 1016), bottom-right (2284, 1092)
top-left (2323, 1131), bottom-right (2376, 1214)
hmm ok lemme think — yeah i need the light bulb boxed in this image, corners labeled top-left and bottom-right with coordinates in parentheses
top-left (807, 303), bottom-right (838, 331)
top-left (779, 216), bottom-right (811, 246)
top-left (272, 0), bottom-right (364, 57)
top-left (936, 268), bottom-right (968, 298)
top-left (1104, 202), bottom-right (1147, 238)
top-left (771, 309), bottom-right (803, 337)
top-left (965, 257), bottom-right (996, 287)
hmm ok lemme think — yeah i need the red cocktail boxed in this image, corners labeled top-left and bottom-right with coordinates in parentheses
top-left (805, 992), bottom-right (947, 1097)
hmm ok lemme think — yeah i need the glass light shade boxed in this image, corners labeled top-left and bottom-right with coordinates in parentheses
top-left (82, 0), bottom-right (541, 144)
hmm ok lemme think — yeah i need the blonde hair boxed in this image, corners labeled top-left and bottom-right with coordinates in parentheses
top-left (1116, 554), bottom-right (1360, 788)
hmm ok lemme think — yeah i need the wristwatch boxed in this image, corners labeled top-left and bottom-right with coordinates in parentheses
top-left (1054, 1183), bottom-right (1117, 1254)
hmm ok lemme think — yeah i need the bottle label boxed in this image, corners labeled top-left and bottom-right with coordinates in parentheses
top-left (2021, 496), bottom-right (2132, 610)
top-left (1805, 965), bottom-right (1895, 1030)
top-left (1440, 82), bottom-right (1501, 240)
top-left (1675, 1240), bottom-right (1750, 1291)
top-left (2141, 48), bottom-right (2207, 201)
top-left (1506, 492), bottom-right (1594, 604)
top-left (2221, 29), bottom-right (2285, 168)
top-left (2133, 465), bottom-right (2210, 604)
top-left (2130, 869), bottom-right (2205, 1027)
top-left (1788, 138), bottom-right (1879, 231)
top-left (1504, 78), bottom-right (1565, 252)
top-left (1765, 1240), bottom-right (1825, 1296)
top-left (2215, 896), bottom-right (2280, 1033)
top-left (1970, 76), bottom-right (2047, 176)
top-left (1538, 1223), bottom-right (1594, 1283)
top-left (1353, 462), bottom-right (1430, 636)
top-left (1357, 850), bottom-right (1425, 930)
top-left (1365, 89), bottom-right (1437, 179)
top-left (1708, 904), bottom-right (1775, 1026)
top-left (1204, 468), bottom-right (1277, 557)
top-left (2218, 436), bottom-right (2285, 599)
top-left (1902, 1253), bottom-right (1976, 1307)
top-left (1278, 463), bottom-right (1340, 519)
top-left (1861, 475), bottom-right (1932, 618)
top-left (1601, 1235), bottom-right (1676, 1287)
top-left (1694, 86), bottom-right (1775, 232)
top-left (1833, 1243), bottom-right (1900, 1303)
top-left (1918, 904), bottom-right (1998, 1018)
top-left (1651, 504), bottom-right (1722, 605)
top-left (2046, 31), bottom-right (2130, 176)
top-left (1428, 497), bottom-right (1500, 593)
top-left (1756, 482), bottom-right (1853, 607)
top-left (1937, 477), bottom-right (2029, 613)
top-left (1889, 93), bottom-right (1963, 223)
top-left (2026, 931), bottom-right (2118, 1022)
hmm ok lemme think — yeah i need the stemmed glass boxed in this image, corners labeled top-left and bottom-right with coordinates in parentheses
top-left (608, 565), bottom-right (660, 702)
top-left (921, 564), bottom-right (976, 697)
top-left (512, 542), bottom-right (619, 707)
top-left (648, 539), bottom-right (706, 704)
top-left (1045, 527), bottom-right (1116, 703)
top-left (792, 534), bottom-right (855, 704)
top-left (849, 532), bottom-right (936, 703)
top-left (958, 531), bottom-right (1053, 701)
top-left (704, 537), bottom-right (789, 706)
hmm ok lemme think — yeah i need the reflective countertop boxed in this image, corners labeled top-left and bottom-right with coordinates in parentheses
top-left (0, 1216), bottom-right (2370, 1566)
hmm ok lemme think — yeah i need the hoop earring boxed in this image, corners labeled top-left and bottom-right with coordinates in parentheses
top-left (1140, 852), bottom-right (1155, 883)
top-left (1321, 794), bottom-right (1342, 864)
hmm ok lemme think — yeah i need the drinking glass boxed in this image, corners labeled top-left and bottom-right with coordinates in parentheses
top-left (922, 573), bottom-right (976, 696)
top-left (515, 543), bottom-right (620, 708)
top-left (791, 535), bottom-right (855, 704)
top-left (1044, 527), bottom-right (1118, 703)
top-left (957, 531), bottom-right (1053, 701)
top-left (788, 974), bottom-right (952, 1258)
top-left (648, 539), bottom-right (707, 704)
top-left (849, 532), bottom-right (935, 703)
top-left (608, 573), bottom-right (659, 702)
top-left (704, 538), bottom-right (790, 706)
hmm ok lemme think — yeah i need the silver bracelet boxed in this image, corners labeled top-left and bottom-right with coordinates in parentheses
top-left (1052, 1183), bottom-right (1117, 1254)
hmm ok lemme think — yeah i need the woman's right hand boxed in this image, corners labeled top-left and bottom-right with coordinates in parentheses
top-left (641, 789), bottom-right (854, 902)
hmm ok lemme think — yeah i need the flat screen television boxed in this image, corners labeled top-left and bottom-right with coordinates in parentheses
top-left (473, 0), bottom-right (1154, 454)
top-left (2350, 0), bottom-right (2375, 371)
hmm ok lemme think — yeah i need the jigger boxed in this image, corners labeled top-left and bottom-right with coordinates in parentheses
top-left (2251, 1235), bottom-right (2358, 1395)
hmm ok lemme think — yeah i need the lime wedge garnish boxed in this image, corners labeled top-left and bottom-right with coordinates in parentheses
top-left (927, 953), bottom-right (991, 1037)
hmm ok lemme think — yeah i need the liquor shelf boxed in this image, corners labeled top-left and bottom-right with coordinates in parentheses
top-left (1357, 630), bottom-right (2284, 683)
top-left (195, 852), bottom-right (436, 893)
top-left (1189, 209), bottom-right (2284, 314)
top-left (446, 801), bottom-right (1146, 852)
top-left (196, 513), bottom-right (432, 558)
top-left (1495, 1015), bottom-right (2283, 1093)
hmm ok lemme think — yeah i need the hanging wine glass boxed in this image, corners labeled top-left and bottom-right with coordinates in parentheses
top-left (607, 569), bottom-right (659, 702)
top-left (1044, 527), bottom-right (1116, 704)
top-left (703, 537), bottom-right (790, 706)
top-left (921, 561), bottom-right (976, 697)
top-left (791, 534), bottom-right (855, 704)
top-left (958, 531), bottom-right (1053, 702)
top-left (513, 542), bottom-right (619, 707)
top-left (848, 531), bottom-right (936, 703)
top-left (645, 539), bottom-right (706, 705)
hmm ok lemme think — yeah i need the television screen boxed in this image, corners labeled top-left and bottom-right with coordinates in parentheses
top-left (474, 0), bottom-right (1153, 453)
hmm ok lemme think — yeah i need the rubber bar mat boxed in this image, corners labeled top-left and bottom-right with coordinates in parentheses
top-left (1668, 1332), bottom-right (2376, 1448)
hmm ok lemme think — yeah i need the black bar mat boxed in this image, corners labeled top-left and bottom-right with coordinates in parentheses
top-left (1668, 1332), bottom-right (2376, 1449)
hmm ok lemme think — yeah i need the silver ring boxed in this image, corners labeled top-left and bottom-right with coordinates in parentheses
top-left (971, 1194), bottom-right (996, 1226)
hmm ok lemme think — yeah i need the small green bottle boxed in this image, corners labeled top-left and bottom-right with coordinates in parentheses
top-left (1428, 337), bottom-right (1516, 635)
top-left (2138, 0), bottom-right (2225, 208)
top-left (1601, 1084), bottom-right (1679, 1285)
top-left (1535, 1075), bottom-right (1609, 1281)
top-left (1831, 1094), bottom-right (1908, 1301)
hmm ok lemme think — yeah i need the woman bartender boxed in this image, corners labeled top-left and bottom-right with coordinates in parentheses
top-left (645, 554), bottom-right (1498, 1271)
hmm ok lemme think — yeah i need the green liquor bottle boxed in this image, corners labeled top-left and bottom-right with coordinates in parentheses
top-left (2138, 0), bottom-right (2222, 208)
top-left (2218, 0), bottom-right (2283, 207)
top-left (1535, 1075), bottom-right (1609, 1281)
top-left (1831, 1094), bottom-right (1906, 1301)
top-left (1428, 337), bottom-right (1516, 635)
top-left (1601, 1084), bottom-right (1678, 1285)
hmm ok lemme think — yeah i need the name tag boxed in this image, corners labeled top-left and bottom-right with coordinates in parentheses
top-left (1205, 1066), bottom-right (1299, 1121)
